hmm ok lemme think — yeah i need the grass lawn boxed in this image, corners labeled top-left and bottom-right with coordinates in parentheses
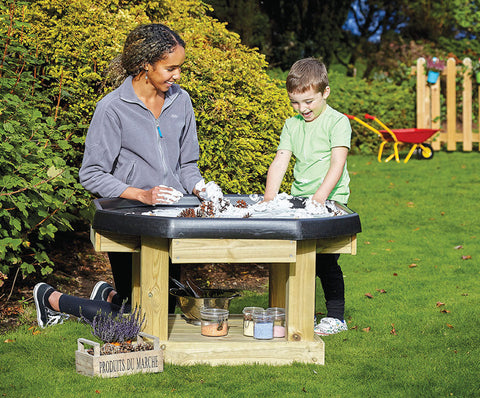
top-left (1, 151), bottom-right (479, 397)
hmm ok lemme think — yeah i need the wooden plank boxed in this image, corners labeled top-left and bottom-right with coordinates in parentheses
top-left (286, 240), bottom-right (316, 342)
top-left (446, 58), bottom-right (457, 151)
top-left (170, 239), bottom-right (296, 263)
top-left (140, 237), bottom-right (170, 340)
top-left (463, 58), bottom-right (473, 151)
top-left (269, 263), bottom-right (289, 308)
top-left (416, 57), bottom-right (427, 129)
top-left (161, 316), bottom-right (324, 366)
top-left (431, 71), bottom-right (442, 150)
top-left (316, 235), bottom-right (356, 254)
top-left (90, 228), bottom-right (140, 252)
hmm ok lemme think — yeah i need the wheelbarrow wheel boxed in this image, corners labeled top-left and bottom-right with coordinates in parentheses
top-left (414, 143), bottom-right (434, 160)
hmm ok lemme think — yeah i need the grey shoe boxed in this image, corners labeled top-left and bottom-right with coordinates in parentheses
top-left (33, 283), bottom-right (69, 328)
top-left (89, 281), bottom-right (114, 301)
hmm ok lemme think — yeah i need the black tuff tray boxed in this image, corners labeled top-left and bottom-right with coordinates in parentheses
top-left (92, 195), bottom-right (361, 240)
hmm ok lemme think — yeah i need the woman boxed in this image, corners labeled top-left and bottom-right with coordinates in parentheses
top-left (34, 23), bottom-right (205, 327)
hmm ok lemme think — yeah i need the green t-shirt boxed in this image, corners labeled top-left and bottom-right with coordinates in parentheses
top-left (278, 105), bottom-right (351, 203)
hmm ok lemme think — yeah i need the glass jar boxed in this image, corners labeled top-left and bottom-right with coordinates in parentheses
top-left (242, 306), bottom-right (263, 337)
top-left (253, 310), bottom-right (274, 340)
top-left (266, 307), bottom-right (285, 338)
top-left (200, 308), bottom-right (229, 337)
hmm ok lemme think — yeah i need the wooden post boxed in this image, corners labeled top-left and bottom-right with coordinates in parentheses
top-left (140, 237), bottom-right (170, 340)
top-left (416, 58), bottom-right (427, 129)
top-left (269, 263), bottom-right (289, 308)
top-left (463, 58), bottom-right (473, 151)
top-left (431, 71), bottom-right (442, 150)
top-left (446, 58), bottom-right (457, 151)
top-left (286, 240), bottom-right (316, 342)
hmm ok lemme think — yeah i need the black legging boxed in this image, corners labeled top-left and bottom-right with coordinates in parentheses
top-left (57, 253), bottom-right (180, 322)
top-left (59, 294), bottom-right (123, 322)
top-left (316, 253), bottom-right (345, 320)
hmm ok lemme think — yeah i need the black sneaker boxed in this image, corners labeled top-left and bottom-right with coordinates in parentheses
top-left (89, 281), bottom-right (114, 301)
top-left (33, 283), bottom-right (69, 328)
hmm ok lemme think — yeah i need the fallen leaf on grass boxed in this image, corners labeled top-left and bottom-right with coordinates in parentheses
top-left (393, 273), bottom-right (398, 276)
top-left (409, 263), bottom-right (417, 268)
top-left (302, 387), bottom-right (307, 393)
top-left (376, 289), bottom-right (387, 293)
top-left (413, 227), bottom-right (420, 231)
top-left (407, 202), bottom-right (415, 207)
top-left (390, 324), bottom-right (397, 335)
top-left (436, 302), bottom-right (445, 307)
top-left (4, 339), bottom-right (15, 343)
top-left (454, 245), bottom-right (463, 250)
top-left (461, 255), bottom-right (472, 260)
top-left (362, 327), bottom-right (371, 332)
top-left (365, 293), bottom-right (374, 299)
top-left (446, 323), bottom-right (454, 329)
top-left (440, 309), bottom-right (451, 313)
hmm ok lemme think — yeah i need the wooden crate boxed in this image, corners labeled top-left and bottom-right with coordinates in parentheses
top-left (160, 315), bottom-right (325, 366)
top-left (75, 333), bottom-right (163, 377)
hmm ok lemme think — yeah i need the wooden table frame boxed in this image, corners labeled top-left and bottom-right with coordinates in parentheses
top-left (91, 228), bottom-right (357, 365)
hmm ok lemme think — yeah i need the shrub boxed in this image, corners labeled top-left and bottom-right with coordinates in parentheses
top-left (0, 2), bottom-right (86, 277)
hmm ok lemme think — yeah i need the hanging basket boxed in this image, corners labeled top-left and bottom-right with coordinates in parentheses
top-left (427, 70), bottom-right (440, 84)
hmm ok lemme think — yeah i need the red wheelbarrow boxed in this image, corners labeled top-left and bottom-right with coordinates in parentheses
top-left (346, 113), bottom-right (439, 163)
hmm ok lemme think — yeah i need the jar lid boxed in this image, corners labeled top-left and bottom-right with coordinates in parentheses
top-left (266, 307), bottom-right (285, 315)
top-left (200, 307), bottom-right (229, 321)
top-left (253, 310), bottom-right (273, 321)
top-left (242, 306), bottom-right (264, 315)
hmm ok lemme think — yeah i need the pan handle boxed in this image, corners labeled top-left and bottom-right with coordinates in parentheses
top-left (364, 113), bottom-right (376, 120)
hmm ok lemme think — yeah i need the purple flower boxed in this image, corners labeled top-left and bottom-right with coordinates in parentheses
top-left (81, 303), bottom-right (146, 343)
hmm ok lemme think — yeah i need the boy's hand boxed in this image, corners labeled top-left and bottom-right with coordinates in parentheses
top-left (311, 194), bottom-right (327, 206)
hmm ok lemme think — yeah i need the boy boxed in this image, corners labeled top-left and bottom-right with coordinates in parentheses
top-left (263, 58), bottom-right (351, 335)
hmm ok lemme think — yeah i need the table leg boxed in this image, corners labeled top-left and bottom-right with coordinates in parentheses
top-left (286, 239), bottom-right (316, 342)
top-left (140, 236), bottom-right (170, 340)
top-left (269, 263), bottom-right (288, 308)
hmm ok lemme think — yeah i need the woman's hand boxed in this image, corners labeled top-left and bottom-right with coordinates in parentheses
top-left (121, 185), bottom-right (183, 205)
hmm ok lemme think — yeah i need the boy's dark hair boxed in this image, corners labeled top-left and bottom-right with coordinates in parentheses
top-left (286, 58), bottom-right (329, 94)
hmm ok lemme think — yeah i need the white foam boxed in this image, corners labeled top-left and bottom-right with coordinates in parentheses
top-left (142, 193), bottom-right (346, 219)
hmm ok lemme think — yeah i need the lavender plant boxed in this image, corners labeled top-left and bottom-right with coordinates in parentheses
top-left (81, 303), bottom-right (146, 343)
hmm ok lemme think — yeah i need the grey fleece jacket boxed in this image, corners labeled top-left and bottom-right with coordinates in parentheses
top-left (79, 76), bottom-right (203, 198)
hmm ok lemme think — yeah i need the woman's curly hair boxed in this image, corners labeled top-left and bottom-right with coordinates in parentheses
top-left (105, 24), bottom-right (185, 88)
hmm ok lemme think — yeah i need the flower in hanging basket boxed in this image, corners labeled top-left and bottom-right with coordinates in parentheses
top-left (425, 57), bottom-right (445, 84)
top-left (426, 56), bottom-right (446, 72)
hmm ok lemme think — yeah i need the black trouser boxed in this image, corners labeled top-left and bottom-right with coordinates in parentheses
top-left (108, 252), bottom-right (180, 314)
top-left (315, 253), bottom-right (345, 320)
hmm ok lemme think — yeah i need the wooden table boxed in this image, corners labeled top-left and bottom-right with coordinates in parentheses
top-left (91, 229), bottom-right (357, 366)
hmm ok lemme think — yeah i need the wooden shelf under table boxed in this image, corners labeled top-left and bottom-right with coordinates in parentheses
top-left (160, 315), bottom-right (324, 366)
